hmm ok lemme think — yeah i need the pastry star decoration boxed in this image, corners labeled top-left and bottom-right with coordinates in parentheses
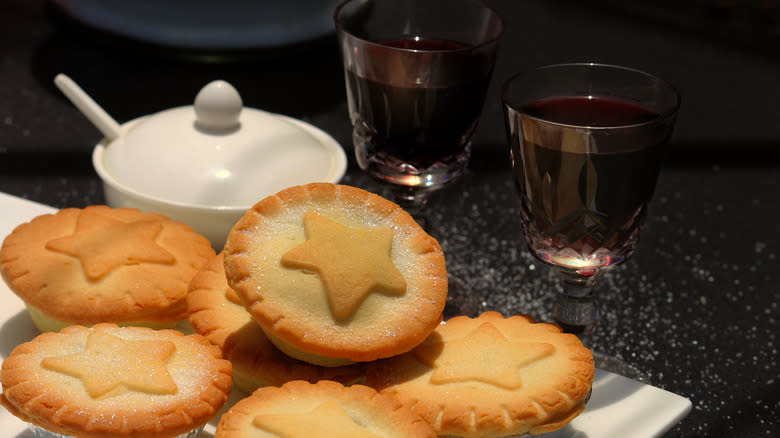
top-left (45, 209), bottom-right (175, 281)
top-left (414, 322), bottom-right (556, 390)
top-left (41, 331), bottom-right (178, 399)
top-left (281, 212), bottom-right (407, 320)
top-left (252, 400), bottom-right (383, 438)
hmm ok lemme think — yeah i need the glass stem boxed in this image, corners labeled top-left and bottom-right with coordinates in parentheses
top-left (380, 182), bottom-right (478, 317)
top-left (552, 276), bottom-right (601, 348)
top-left (383, 185), bottom-right (433, 229)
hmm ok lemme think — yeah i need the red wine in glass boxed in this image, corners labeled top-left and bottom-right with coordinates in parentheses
top-left (508, 95), bottom-right (669, 276)
top-left (344, 37), bottom-right (495, 187)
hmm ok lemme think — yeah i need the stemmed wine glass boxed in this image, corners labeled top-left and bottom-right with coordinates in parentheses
top-left (334, 0), bottom-right (504, 316)
top-left (502, 63), bottom-right (681, 378)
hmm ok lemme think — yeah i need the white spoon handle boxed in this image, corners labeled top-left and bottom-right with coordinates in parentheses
top-left (54, 73), bottom-right (122, 141)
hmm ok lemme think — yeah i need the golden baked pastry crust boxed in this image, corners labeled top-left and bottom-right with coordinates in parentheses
top-left (365, 311), bottom-right (594, 437)
top-left (0, 323), bottom-right (233, 438)
top-left (0, 205), bottom-right (215, 327)
top-left (214, 380), bottom-right (436, 438)
top-left (187, 252), bottom-right (365, 393)
top-left (223, 183), bottom-right (447, 363)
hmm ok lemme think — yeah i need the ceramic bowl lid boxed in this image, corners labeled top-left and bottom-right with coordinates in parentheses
top-left (101, 80), bottom-right (346, 208)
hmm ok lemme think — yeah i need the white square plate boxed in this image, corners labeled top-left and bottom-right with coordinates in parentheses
top-left (0, 192), bottom-right (691, 437)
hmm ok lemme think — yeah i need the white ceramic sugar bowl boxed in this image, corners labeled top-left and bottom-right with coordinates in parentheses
top-left (91, 80), bottom-right (347, 249)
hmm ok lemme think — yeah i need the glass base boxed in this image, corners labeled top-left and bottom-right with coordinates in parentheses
top-left (593, 351), bottom-right (649, 383)
top-left (442, 274), bottom-right (480, 319)
top-left (354, 138), bottom-right (471, 189)
top-left (351, 153), bottom-right (477, 320)
top-left (551, 287), bottom-right (649, 383)
top-left (377, 185), bottom-right (434, 225)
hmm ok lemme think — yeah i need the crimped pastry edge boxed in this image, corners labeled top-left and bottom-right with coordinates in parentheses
top-left (214, 380), bottom-right (436, 438)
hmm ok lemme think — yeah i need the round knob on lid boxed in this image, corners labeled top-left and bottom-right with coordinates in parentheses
top-left (194, 80), bottom-right (242, 130)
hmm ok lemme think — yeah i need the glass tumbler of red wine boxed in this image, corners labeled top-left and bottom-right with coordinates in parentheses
top-left (502, 63), bottom-right (681, 378)
top-left (334, 0), bottom-right (503, 316)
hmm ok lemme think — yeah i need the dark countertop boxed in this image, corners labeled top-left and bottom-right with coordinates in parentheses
top-left (1, 1), bottom-right (778, 437)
